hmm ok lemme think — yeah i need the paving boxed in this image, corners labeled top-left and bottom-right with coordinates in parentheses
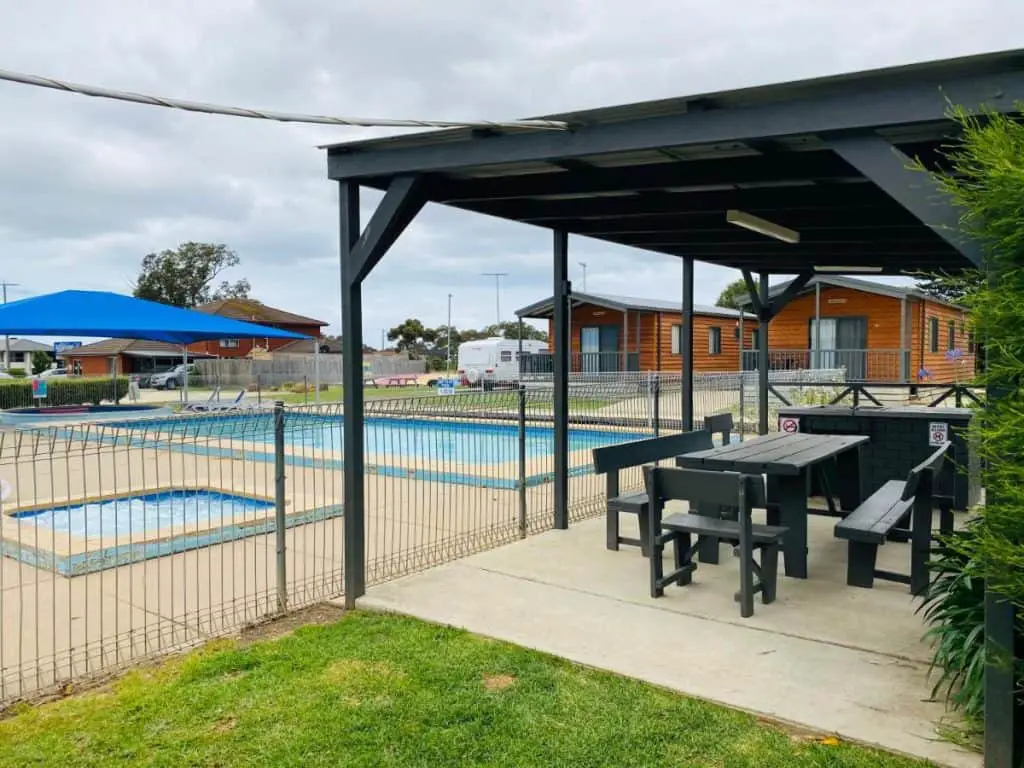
top-left (359, 511), bottom-right (981, 768)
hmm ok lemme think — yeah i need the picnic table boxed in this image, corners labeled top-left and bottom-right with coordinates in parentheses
top-left (675, 432), bottom-right (868, 578)
top-left (368, 374), bottom-right (420, 388)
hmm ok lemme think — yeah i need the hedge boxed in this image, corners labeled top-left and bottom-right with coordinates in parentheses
top-left (0, 377), bottom-right (130, 409)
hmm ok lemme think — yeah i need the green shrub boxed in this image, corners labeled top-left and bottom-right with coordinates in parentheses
top-left (917, 526), bottom-right (986, 730)
top-left (8, 369), bottom-right (26, 378)
top-left (0, 377), bottom-right (129, 409)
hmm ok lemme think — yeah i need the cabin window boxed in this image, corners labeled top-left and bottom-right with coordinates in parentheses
top-left (929, 318), bottom-right (939, 353)
top-left (670, 324), bottom-right (681, 355)
top-left (708, 327), bottom-right (722, 356)
top-left (967, 332), bottom-right (976, 354)
top-left (947, 321), bottom-right (956, 351)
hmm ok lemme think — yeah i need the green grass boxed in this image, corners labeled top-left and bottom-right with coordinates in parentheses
top-left (0, 612), bottom-right (929, 768)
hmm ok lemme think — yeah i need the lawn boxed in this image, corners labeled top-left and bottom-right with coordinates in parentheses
top-left (0, 611), bottom-right (929, 768)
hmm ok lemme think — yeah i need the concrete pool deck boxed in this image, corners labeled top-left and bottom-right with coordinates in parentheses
top-left (359, 512), bottom-right (980, 768)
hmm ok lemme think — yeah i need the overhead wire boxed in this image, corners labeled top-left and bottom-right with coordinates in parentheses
top-left (0, 67), bottom-right (569, 131)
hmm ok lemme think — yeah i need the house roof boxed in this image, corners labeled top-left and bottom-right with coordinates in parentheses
top-left (63, 339), bottom-right (214, 358)
top-left (197, 298), bottom-right (326, 327)
top-left (735, 275), bottom-right (965, 309)
top-left (4, 338), bottom-right (52, 353)
top-left (516, 292), bottom-right (755, 320)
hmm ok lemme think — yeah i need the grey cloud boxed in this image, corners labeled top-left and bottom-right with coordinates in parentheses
top-left (0, 0), bottom-right (1021, 342)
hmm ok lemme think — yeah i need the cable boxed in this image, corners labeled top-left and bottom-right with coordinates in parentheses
top-left (0, 68), bottom-right (569, 131)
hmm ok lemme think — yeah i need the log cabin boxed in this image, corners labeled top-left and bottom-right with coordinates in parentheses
top-left (737, 276), bottom-right (975, 383)
top-left (515, 293), bottom-right (756, 374)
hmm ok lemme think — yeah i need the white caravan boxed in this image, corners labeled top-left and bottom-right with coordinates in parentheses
top-left (456, 337), bottom-right (548, 389)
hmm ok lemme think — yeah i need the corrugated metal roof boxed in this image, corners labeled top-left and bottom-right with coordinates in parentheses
top-left (320, 49), bottom-right (1024, 155)
top-left (736, 275), bottom-right (965, 309)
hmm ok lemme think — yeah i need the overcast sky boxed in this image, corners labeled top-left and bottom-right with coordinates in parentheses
top-left (1, 1), bottom-right (1021, 346)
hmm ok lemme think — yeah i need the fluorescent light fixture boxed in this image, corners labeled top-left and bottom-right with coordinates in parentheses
top-left (726, 209), bottom-right (800, 244)
top-left (814, 266), bottom-right (884, 273)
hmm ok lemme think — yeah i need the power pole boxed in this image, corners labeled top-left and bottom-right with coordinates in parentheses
top-left (1, 282), bottom-right (19, 372)
top-left (481, 272), bottom-right (508, 329)
top-left (446, 293), bottom-right (453, 373)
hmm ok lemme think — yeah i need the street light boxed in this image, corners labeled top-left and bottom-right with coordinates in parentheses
top-left (481, 272), bottom-right (508, 329)
top-left (578, 262), bottom-right (587, 292)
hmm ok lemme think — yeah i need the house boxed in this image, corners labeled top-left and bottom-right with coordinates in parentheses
top-left (515, 293), bottom-right (756, 374)
top-left (738, 276), bottom-right (975, 383)
top-left (61, 298), bottom-right (327, 377)
top-left (190, 298), bottom-right (326, 358)
top-left (0, 338), bottom-right (53, 373)
top-left (60, 339), bottom-right (214, 377)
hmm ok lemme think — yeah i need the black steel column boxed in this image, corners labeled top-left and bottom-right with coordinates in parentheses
top-left (681, 256), bottom-right (695, 432)
top-left (553, 229), bottom-right (570, 529)
top-left (758, 272), bottom-right (770, 435)
top-left (339, 181), bottom-right (365, 607)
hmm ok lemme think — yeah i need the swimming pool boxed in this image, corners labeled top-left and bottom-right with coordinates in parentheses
top-left (10, 489), bottom-right (273, 538)
top-left (127, 413), bottom-right (649, 464)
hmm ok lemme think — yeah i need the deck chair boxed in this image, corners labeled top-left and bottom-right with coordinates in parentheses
top-left (181, 388), bottom-right (220, 413)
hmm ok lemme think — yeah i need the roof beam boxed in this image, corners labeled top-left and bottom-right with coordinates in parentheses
top-left (542, 209), bottom-right (918, 234)
top-left (433, 151), bottom-right (858, 202)
top-left (328, 69), bottom-right (1024, 179)
top-left (604, 230), bottom-right (940, 247)
top-left (349, 175), bottom-right (427, 283)
top-left (827, 134), bottom-right (983, 267)
top-left (462, 183), bottom-right (891, 221)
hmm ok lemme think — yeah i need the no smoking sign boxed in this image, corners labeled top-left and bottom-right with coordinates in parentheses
top-left (779, 416), bottom-right (800, 434)
top-left (929, 421), bottom-right (948, 447)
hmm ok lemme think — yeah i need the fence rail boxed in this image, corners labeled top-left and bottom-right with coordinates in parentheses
top-left (0, 374), bottom-right (981, 704)
top-left (741, 348), bottom-right (910, 383)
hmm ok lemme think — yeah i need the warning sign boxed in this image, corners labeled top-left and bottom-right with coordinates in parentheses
top-left (779, 416), bottom-right (800, 434)
top-left (929, 421), bottom-right (949, 447)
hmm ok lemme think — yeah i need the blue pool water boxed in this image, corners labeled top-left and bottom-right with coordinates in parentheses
top-left (138, 414), bottom-right (648, 464)
top-left (12, 490), bottom-right (273, 538)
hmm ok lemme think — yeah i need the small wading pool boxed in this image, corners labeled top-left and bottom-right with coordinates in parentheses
top-left (1, 403), bottom-right (172, 426)
top-left (122, 413), bottom-right (650, 464)
top-left (3, 487), bottom-right (344, 576)
top-left (10, 489), bottom-right (273, 538)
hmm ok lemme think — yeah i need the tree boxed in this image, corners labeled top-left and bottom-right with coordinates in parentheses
top-left (386, 318), bottom-right (437, 356)
top-left (30, 351), bottom-right (51, 375)
top-left (715, 278), bottom-right (751, 309)
top-left (480, 321), bottom-right (548, 342)
top-left (916, 271), bottom-right (984, 304)
top-left (133, 242), bottom-right (251, 308)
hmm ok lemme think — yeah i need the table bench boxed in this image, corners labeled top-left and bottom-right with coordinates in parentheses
top-left (834, 441), bottom-right (951, 594)
top-left (645, 466), bottom-right (788, 618)
top-left (592, 430), bottom-right (713, 555)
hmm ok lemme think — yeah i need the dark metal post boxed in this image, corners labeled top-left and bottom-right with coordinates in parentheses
top-left (652, 374), bottom-right (660, 436)
top-left (339, 181), bottom-right (366, 606)
top-left (984, 373), bottom-right (1022, 767)
top-left (517, 317), bottom-right (524, 381)
top-left (553, 229), bottom-right (570, 529)
top-left (681, 256), bottom-right (695, 431)
top-left (518, 385), bottom-right (527, 538)
top-left (758, 272), bottom-right (770, 435)
top-left (257, 374), bottom-right (262, 406)
top-left (274, 401), bottom-right (287, 612)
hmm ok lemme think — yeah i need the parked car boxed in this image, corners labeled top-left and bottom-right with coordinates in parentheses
top-left (0, 371), bottom-right (12, 380)
top-left (151, 364), bottom-right (196, 390)
top-left (35, 367), bottom-right (68, 379)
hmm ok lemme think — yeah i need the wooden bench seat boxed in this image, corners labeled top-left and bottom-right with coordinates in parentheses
top-left (834, 441), bottom-right (950, 593)
top-left (592, 430), bottom-right (714, 555)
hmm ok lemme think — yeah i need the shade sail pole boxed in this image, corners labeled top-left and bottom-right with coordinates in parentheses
top-left (552, 229), bottom-right (570, 530)
top-left (314, 340), bottom-right (321, 404)
top-left (182, 346), bottom-right (189, 405)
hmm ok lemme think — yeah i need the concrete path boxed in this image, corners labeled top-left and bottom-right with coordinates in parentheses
top-left (359, 516), bottom-right (980, 768)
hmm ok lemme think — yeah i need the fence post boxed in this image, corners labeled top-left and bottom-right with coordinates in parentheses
top-left (652, 373), bottom-right (660, 436)
top-left (517, 385), bottom-right (527, 538)
top-left (738, 371), bottom-right (746, 442)
top-left (274, 401), bottom-right (287, 612)
top-left (304, 375), bottom-right (309, 405)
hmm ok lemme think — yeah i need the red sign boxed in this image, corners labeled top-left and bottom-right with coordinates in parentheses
top-left (779, 416), bottom-right (799, 434)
